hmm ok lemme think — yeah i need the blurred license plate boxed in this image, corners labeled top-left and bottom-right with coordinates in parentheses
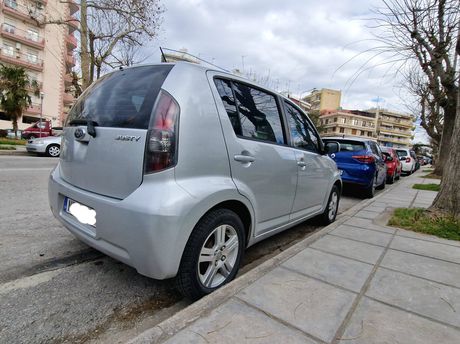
top-left (64, 197), bottom-right (96, 227)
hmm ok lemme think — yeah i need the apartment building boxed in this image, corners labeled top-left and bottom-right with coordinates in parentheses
top-left (320, 109), bottom-right (376, 139)
top-left (303, 88), bottom-right (341, 112)
top-left (0, 0), bottom-right (78, 130)
top-left (369, 108), bottom-right (415, 148)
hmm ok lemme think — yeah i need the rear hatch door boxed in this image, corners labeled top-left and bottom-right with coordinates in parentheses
top-left (60, 65), bottom-right (173, 199)
top-left (324, 139), bottom-right (369, 177)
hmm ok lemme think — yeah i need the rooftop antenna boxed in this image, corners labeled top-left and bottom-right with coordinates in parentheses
top-left (160, 47), bottom-right (167, 63)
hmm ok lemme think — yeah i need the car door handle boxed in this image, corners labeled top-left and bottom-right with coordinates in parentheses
top-left (297, 161), bottom-right (307, 167)
top-left (234, 154), bottom-right (255, 163)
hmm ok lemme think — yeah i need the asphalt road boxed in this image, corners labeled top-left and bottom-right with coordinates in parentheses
top-left (0, 155), bottom-right (365, 344)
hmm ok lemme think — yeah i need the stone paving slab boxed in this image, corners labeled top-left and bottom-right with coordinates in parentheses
top-left (311, 235), bottom-right (384, 264)
top-left (380, 249), bottom-right (460, 288)
top-left (354, 210), bottom-right (380, 220)
top-left (344, 217), bottom-right (395, 234)
top-left (164, 298), bottom-right (318, 344)
top-left (282, 248), bottom-right (373, 293)
top-left (391, 235), bottom-right (460, 264)
top-left (331, 225), bottom-right (393, 247)
top-left (339, 297), bottom-right (460, 344)
top-left (237, 267), bottom-right (356, 343)
top-left (366, 268), bottom-right (460, 327)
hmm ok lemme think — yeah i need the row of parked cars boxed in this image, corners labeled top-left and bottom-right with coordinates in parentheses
top-left (46, 62), bottom-right (422, 300)
top-left (322, 136), bottom-right (419, 198)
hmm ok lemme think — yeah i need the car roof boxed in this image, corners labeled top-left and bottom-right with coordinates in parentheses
top-left (322, 136), bottom-right (376, 143)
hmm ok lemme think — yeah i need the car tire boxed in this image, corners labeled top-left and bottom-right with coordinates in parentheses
top-left (176, 209), bottom-right (245, 300)
top-left (364, 176), bottom-right (376, 198)
top-left (317, 185), bottom-right (340, 225)
top-left (396, 171), bottom-right (401, 180)
top-left (46, 144), bottom-right (60, 157)
top-left (388, 172), bottom-right (395, 184)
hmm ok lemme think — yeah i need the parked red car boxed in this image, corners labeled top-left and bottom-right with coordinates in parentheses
top-left (381, 147), bottom-right (402, 184)
top-left (21, 120), bottom-right (62, 139)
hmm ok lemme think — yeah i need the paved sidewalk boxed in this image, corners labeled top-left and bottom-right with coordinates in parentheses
top-left (132, 172), bottom-right (460, 344)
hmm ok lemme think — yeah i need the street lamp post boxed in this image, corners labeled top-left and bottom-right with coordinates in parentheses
top-left (39, 92), bottom-right (44, 137)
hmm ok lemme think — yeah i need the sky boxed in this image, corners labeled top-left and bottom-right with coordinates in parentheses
top-left (145, 0), bottom-right (428, 143)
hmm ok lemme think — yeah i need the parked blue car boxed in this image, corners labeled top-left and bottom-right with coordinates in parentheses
top-left (322, 137), bottom-right (387, 198)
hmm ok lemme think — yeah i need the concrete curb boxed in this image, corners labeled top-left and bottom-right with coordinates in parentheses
top-left (0, 148), bottom-right (30, 156)
top-left (128, 183), bottom-right (398, 344)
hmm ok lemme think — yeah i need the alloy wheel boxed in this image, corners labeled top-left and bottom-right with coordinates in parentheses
top-left (48, 145), bottom-right (60, 157)
top-left (328, 191), bottom-right (338, 221)
top-left (198, 224), bottom-right (239, 289)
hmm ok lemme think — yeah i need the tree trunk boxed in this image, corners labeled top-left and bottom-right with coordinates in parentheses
top-left (80, 0), bottom-right (90, 90)
top-left (430, 80), bottom-right (460, 218)
top-left (12, 116), bottom-right (18, 139)
top-left (433, 104), bottom-right (456, 176)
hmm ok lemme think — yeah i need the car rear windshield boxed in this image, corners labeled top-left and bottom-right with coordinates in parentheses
top-left (396, 150), bottom-right (408, 157)
top-left (66, 65), bottom-right (173, 129)
top-left (325, 140), bottom-right (365, 152)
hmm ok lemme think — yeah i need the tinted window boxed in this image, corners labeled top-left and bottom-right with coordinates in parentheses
top-left (214, 79), bottom-right (241, 135)
top-left (284, 101), bottom-right (319, 153)
top-left (233, 82), bottom-right (285, 144)
top-left (325, 139), bottom-right (365, 152)
top-left (66, 65), bottom-right (172, 129)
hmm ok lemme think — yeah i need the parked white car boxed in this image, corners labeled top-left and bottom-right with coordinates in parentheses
top-left (396, 148), bottom-right (416, 174)
top-left (26, 135), bottom-right (62, 157)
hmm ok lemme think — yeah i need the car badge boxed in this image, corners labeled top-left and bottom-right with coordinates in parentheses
top-left (331, 153), bottom-right (336, 159)
top-left (74, 128), bottom-right (85, 139)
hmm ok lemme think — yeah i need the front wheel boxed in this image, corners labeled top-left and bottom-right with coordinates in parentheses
top-left (176, 209), bottom-right (245, 300)
top-left (317, 185), bottom-right (340, 225)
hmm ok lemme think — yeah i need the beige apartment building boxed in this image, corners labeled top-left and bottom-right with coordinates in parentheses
top-left (303, 88), bottom-right (341, 112)
top-left (370, 108), bottom-right (415, 148)
top-left (0, 0), bottom-right (78, 130)
top-left (320, 109), bottom-right (376, 139)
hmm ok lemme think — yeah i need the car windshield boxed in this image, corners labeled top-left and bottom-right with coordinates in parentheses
top-left (396, 150), bottom-right (408, 157)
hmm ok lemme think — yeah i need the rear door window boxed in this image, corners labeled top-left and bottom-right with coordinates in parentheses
top-left (66, 65), bottom-right (173, 129)
top-left (284, 101), bottom-right (319, 153)
top-left (214, 79), bottom-right (242, 135)
top-left (232, 82), bottom-right (285, 144)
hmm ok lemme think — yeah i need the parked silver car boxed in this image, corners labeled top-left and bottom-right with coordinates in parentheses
top-left (48, 63), bottom-right (342, 299)
top-left (26, 135), bottom-right (62, 157)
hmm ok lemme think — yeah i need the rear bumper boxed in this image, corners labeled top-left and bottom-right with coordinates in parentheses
top-left (336, 163), bottom-right (374, 187)
top-left (48, 166), bottom-right (192, 280)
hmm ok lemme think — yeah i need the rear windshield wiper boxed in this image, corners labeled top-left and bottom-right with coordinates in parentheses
top-left (69, 119), bottom-right (98, 138)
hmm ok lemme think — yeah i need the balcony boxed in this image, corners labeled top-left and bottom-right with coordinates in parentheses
top-left (25, 102), bottom-right (42, 115)
top-left (66, 34), bottom-right (77, 50)
top-left (63, 92), bottom-right (74, 104)
top-left (68, 0), bottom-right (78, 15)
top-left (379, 127), bottom-right (413, 138)
top-left (0, 49), bottom-right (43, 71)
top-left (378, 135), bottom-right (411, 146)
top-left (1, 0), bottom-right (46, 25)
top-left (379, 117), bottom-right (413, 128)
top-left (1, 24), bottom-right (45, 50)
top-left (67, 16), bottom-right (79, 32)
top-left (65, 53), bottom-right (75, 67)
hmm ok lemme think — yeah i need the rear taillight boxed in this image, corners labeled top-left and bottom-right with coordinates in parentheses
top-left (144, 91), bottom-right (179, 174)
top-left (406, 157), bottom-right (411, 163)
top-left (352, 155), bottom-right (375, 164)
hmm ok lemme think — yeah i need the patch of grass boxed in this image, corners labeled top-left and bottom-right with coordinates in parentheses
top-left (0, 138), bottom-right (26, 145)
top-left (388, 208), bottom-right (460, 241)
top-left (0, 145), bottom-right (16, 150)
top-left (413, 183), bottom-right (440, 191)
top-left (423, 173), bottom-right (441, 179)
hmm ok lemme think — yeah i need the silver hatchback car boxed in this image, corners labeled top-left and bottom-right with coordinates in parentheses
top-left (48, 62), bottom-right (342, 299)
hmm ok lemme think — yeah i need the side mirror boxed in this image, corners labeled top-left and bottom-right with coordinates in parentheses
top-left (324, 141), bottom-right (340, 155)
top-left (382, 153), bottom-right (392, 161)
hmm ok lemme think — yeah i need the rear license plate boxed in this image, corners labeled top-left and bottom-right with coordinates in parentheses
top-left (64, 197), bottom-right (97, 227)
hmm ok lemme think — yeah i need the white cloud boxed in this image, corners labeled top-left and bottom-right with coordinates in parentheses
top-left (144, 0), bottom-right (427, 143)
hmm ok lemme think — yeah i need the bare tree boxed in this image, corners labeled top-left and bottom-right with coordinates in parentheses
top-left (372, 0), bottom-right (459, 175)
top-left (43, 0), bottom-right (163, 89)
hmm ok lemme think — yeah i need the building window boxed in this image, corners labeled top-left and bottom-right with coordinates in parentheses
top-left (360, 130), bottom-right (365, 136)
top-left (2, 43), bottom-right (14, 56)
top-left (5, 0), bottom-right (18, 9)
top-left (339, 127), bottom-right (344, 133)
top-left (325, 119), bottom-right (329, 124)
top-left (352, 129), bottom-right (357, 135)
top-left (27, 28), bottom-right (39, 42)
top-left (3, 23), bottom-right (15, 34)
top-left (26, 50), bottom-right (38, 64)
top-left (367, 132), bottom-right (372, 137)
top-left (333, 117), bottom-right (337, 122)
